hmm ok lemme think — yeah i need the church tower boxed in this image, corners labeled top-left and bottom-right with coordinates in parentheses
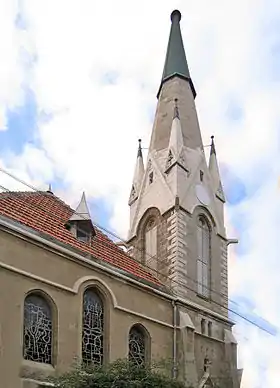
top-left (127, 10), bottom-right (230, 317)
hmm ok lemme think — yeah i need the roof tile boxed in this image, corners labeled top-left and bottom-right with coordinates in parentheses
top-left (0, 191), bottom-right (161, 286)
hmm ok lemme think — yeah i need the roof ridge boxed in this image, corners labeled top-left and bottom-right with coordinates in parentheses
top-left (0, 190), bottom-right (162, 286)
top-left (0, 189), bottom-right (75, 211)
top-left (0, 191), bottom-right (125, 252)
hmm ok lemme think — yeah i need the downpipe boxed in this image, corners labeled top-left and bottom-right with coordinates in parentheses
top-left (172, 300), bottom-right (178, 379)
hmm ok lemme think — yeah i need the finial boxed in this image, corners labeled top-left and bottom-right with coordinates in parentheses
top-left (137, 138), bottom-right (143, 158)
top-left (210, 135), bottom-right (216, 155)
top-left (173, 98), bottom-right (180, 119)
top-left (47, 183), bottom-right (53, 194)
top-left (171, 10), bottom-right (181, 22)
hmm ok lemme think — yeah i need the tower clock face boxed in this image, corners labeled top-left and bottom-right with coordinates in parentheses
top-left (195, 184), bottom-right (210, 206)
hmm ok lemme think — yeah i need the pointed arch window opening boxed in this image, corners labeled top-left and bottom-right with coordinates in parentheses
top-left (144, 218), bottom-right (157, 270)
top-left (131, 184), bottom-right (136, 198)
top-left (149, 171), bottom-right (154, 184)
top-left (197, 216), bottom-right (210, 298)
top-left (82, 289), bottom-right (104, 365)
top-left (166, 149), bottom-right (174, 169)
top-left (23, 294), bottom-right (53, 364)
top-left (128, 326), bottom-right (146, 366)
top-left (129, 184), bottom-right (138, 205)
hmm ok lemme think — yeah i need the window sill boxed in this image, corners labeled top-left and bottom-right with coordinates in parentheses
top-left (20, 359), bottom-right (55, 381)
top-left (196, 293), bottom-right (211, 302)
top-left (22, 377), bottom-right (55, 387)
top-left (196, 331), bottom-right (224, 344)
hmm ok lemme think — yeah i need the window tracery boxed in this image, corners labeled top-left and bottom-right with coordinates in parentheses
top-left (144, 217), bottom-right (157, 270)
top-left (23, 293), bottom-right (52, 364)
top-left (82, 289), bottom-right (104, 365)
top-left (128, 325), bottom-right (146, 366)
top-left (197, 216), bottom-right (210, 297)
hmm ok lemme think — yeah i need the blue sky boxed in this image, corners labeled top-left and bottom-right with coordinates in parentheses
top-left (0, 88), bottom-right (37, 154)
top-left (0, 0), bottom-right (280, 386)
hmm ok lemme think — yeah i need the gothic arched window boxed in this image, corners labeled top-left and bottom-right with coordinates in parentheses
top-left (82, 289), bottom-right (104, 365)
top-left (144, 218), bottom-right (157, 270)
top-left (23, 293), bottom-right (53, 364)
top-left (128, 325), bottom-right (147, 366)
top-left (197, 216), bottom-right (210, 297)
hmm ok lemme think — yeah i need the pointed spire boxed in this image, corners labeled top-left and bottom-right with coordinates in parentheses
top-left (149, 10), bottom-right (203, 152)
top-left (134, 139), bottom-right (144, 181)
top-left (209, 136), bottom-right (225, 202)
top-left (158, 10), bottom-right (196, 98)
top-left (168, 99), bottom-right (184, 156)
top-left (210, 135), bottom-right (216, 155)
top-left (209, 136), bottom-right (219, 186)
top-left (137, 138), bottom-right (143, 158)
top-left (173, 98), bottom-right (180, 119)
top-left (69, 192), bottom-right (91, 221)
top-left (129, 139), bottom-right (145, 205)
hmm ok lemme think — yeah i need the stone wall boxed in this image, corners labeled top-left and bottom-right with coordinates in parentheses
top-left (166, 208), bottom-right (188, 296)
top-left (220, 239), bottom-right (229, 309)
top-left (0, 228), bottom-right (173, 388)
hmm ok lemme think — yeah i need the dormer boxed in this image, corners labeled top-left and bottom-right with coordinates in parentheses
top-left (66, 192), bottom-right (96, 243)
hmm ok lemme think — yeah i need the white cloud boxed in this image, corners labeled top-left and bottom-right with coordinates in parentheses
top-left (0, 143), bottom-right (54, 192)
top-left (1, 0), bottom-right (280, 387)
top-left (0, 0), bottom-right (29, 130)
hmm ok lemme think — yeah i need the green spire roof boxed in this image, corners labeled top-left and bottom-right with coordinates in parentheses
top-left (157, 10), bottom-right (196, 98)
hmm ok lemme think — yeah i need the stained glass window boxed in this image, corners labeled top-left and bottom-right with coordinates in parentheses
top-left (82, 289), bottom-right (104, 365)
top-left (128, 325), bottom-right (146, 366)
top-left (197, 216), bottom-right (210, 297)
top-left (23, 294), bottom-right (52, 364)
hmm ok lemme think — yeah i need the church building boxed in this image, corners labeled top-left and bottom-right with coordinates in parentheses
top-left (0, 10), bottom-right (242, 388)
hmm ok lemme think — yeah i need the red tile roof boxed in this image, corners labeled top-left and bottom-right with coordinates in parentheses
top-left (0, 191), bottom-right (161, 286)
